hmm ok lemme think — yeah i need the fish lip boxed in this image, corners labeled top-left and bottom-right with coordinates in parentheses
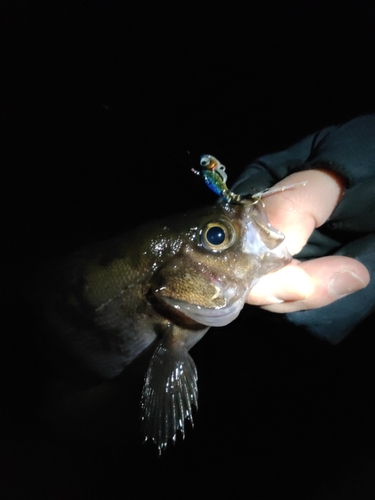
top-left (160, 296), bottom-right (245, 327)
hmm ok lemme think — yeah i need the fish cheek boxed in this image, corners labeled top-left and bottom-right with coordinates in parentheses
top-left (150, 258), bottom-right (226, 309)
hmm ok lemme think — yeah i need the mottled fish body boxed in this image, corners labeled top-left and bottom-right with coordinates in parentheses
top-left (34, 194), bottom-right (291, 453)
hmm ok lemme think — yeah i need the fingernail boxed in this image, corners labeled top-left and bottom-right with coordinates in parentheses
top-left (329, 271), bottom-right (367, 299)
top-left (267, 295), bottom-right (285, 304)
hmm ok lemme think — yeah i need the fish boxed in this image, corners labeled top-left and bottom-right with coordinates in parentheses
top-left (33, 171), bottom-right (292, 454)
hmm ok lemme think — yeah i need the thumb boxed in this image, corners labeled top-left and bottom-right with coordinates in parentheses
top-left (249, 255), bottom-right (370, 313)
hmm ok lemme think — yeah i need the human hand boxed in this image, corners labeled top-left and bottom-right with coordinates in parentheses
top-left (247, 169), bottom-right (370, 313)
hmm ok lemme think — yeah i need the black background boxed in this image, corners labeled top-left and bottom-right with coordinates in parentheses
top-left (2, 2), bottom-right (375, 499)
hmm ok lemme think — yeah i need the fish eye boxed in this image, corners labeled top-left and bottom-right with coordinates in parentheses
top-left (207, 226), bottom-right (225, 245)
top-left (200, 155), bottom-right (211, 168)
top-left (201, 221), bottom-right (234, 251)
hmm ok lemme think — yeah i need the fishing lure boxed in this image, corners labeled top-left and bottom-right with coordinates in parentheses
top-left (192, 155), bottom-right (241, 203)
top-left (193, 154), bottom-right (306, 204)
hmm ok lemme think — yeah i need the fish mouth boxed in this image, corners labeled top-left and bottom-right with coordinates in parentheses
top-left (160, 296), bottom-right (246, 327)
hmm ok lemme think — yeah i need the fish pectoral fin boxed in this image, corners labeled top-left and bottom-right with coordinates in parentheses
top-left (140, 324), bottom-right (198, 455)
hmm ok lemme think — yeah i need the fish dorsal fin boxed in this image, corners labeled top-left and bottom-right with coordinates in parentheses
top-left (140, 324), bottom-right (199, 454)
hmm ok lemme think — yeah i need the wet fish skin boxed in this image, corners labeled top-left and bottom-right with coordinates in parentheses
top-left (34, 199), bottom-right (291, 453)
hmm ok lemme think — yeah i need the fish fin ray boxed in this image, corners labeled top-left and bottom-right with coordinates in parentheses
top-left (140, 326), bottom-right (198, 454)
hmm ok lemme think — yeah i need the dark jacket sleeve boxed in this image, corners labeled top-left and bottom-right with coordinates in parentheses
top-left (232, 115), bottom-right (375, 344)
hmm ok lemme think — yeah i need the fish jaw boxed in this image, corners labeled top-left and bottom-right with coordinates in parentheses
top-left (152, 201), bottom-right (292, 328)
top-left (160, 295), bottom-right (245, 327)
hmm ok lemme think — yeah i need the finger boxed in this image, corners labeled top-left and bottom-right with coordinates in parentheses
top-left (247, 260), bottom-right (314, 305)
top-left (259, 256), bottom-right (370, 313)
top-left (262, 169), bottom-right (345, 255)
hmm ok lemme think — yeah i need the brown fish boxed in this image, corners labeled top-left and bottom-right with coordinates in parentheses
top-left (34, 198), bottom-right (291, 453)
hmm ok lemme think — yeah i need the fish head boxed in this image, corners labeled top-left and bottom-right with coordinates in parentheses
top-left (150, 199), bottom-right (292, 328)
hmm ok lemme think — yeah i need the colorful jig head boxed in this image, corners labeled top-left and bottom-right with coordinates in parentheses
top-left (192, 155), bottom-right (242, 203)
top-left (193, 154), bottom-right (306, 204)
